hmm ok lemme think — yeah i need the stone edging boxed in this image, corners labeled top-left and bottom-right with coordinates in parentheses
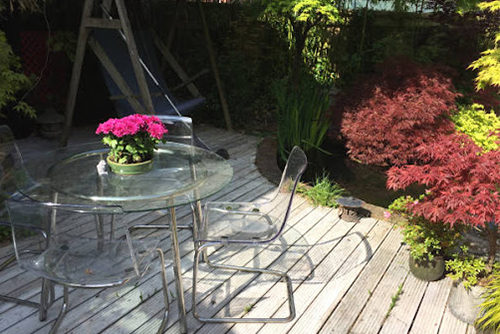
top-left (254, 135), bottom-right (389, 221)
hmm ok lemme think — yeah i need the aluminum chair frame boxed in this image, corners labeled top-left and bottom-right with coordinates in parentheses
top-left (192, 146), bottom-right (307, 323)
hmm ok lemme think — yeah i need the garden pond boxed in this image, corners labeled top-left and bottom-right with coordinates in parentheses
top-left (303, 142), bottom-right (424, 208)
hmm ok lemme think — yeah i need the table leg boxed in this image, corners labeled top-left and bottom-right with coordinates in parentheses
top-left (192, 200), bottom-right (202, 240)
top-left (170, 207), bottom-right (187, 334)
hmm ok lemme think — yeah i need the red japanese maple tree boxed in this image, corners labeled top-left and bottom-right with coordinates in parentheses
top-left (387, 133), bottom-right (500, 266)
top-left (338, 57), bottom-right (459, 166)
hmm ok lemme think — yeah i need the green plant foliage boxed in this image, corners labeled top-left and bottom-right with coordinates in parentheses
top-left (213, 4), bottom-right (288, 129)
top-left (385, 283), bottom-right (403, 319)
top-left (446, 245), bottom-right (488, 290)
top-left (470, 48), bottom-right (500, 92)
top-left (262, 0), bottom-right (342, 83)
top-left (297, 173), bottom-right (345, 207)
top-left (451, 103), bottom-right (500, 152)
top-left (477, 269), bottom-right (500, 333)
top-left (389, 195), bottom-right (462, 262)
top-left (48, 31), bottom-right (77, 62)
top-left (274, 75), bottom-right (330, 161)
top-left (469, 1), bottom-right (500, 94)
top-left (0, 30), bottom-right (35, 118)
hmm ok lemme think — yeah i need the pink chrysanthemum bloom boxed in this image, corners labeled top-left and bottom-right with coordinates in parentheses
top-left (148, 122), bottom-right (168, 139)
top-left (96, 114), bottom-right (168, 164)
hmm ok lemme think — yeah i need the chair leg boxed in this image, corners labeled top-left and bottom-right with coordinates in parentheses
top-left (49, 285), bottom-right (69, 334)
top-left (192, 244), bottom-right (296, 323)
top-left (156, 248), bottom-right (170, 334)
top-left (39, 278), bottom-right (55, 321)
top-left (0, 255), bottom-right (55, 321)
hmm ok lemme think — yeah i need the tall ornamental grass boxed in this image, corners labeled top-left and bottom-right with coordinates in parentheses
top-left (274, 76), bottom-right (330, 162)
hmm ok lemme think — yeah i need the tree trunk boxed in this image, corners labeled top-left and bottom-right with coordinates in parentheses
top-left (486, 223), bottom-right (498, 272)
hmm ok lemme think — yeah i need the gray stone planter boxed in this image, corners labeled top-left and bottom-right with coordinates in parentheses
top-left (448, 281), bottom-right (485, 324)
top-left (408, 254), bottom-right (445, 281)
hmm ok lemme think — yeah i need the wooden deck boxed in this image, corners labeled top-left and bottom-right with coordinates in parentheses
top-left (0, 125), bottom-right (479, 334)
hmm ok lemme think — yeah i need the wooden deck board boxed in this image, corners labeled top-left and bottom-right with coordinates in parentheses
top-left (350, 244), bottom-right (410, 334)
top-left (379, 256), bottom-right (428, 334)
top-left (0, 125), bottom-right (474, 334)
top-left (320, 224), bottom-right (403, 334)
top-left (409, 278), bottom-right (452, 334)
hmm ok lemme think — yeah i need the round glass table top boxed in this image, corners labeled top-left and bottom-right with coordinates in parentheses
top-left (21, 141), bottom-right (233, 212)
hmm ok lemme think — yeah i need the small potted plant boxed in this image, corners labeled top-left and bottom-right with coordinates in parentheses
top-left (96, 114), bottom-right (167, 175)
top-left (388, 195), bottom-right (462, 281)
top-left (445, 244), bottom-right (498, 325)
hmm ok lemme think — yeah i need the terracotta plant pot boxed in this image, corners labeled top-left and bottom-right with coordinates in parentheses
top-left (106, 156), bottom-right (154, 175)
top-left (408, 254), bottom-right (445, 281)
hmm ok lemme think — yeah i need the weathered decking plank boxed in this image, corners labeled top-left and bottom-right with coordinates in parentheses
top-left (378, 257), bottom-right (428, 334)
top-left (409, 277), bottom-right (452, 334)
top-left (319, 223), bottom-right (402, 334)
top-left (350, 244), bottom-right (409, 334)
top-left (438, 305), bottom-right (469, 334)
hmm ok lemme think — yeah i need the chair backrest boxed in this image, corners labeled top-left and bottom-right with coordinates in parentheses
top-left (157, 115), bottom-right (194, 146)
top-left (267, 146), bottom-right (308, 239)
top-left (0, 125), bottom-right (36, 227)
top-left (0, 125), bottom-right (26, 197)
top-left (7, 198), bottom-right (156, 287)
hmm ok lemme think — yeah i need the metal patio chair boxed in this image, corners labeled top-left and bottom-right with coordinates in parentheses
top-left (7, 197), bottom-right (170, 334)
top-left (131, 115), bottom-right (203, 236)
top-left (0, 125), bottom-right (56, 321)
top-left (192, 146), bottom-right (307, 323)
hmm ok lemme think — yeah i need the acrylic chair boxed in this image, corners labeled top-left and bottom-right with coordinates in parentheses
top-left (0, 125), bottom-right (57, 321)
top-left (133, 115), bottom-right (203, 236)
top-left (192, 146), bottom-right (307, 323)
top-left (7, 196), bottom-right (170, 334)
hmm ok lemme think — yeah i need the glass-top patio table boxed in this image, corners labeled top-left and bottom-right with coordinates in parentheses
top-left (20, 141), bottom-right (234, 333)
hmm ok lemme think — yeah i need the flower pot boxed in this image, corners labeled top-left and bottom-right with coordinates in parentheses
top-left (408, 254), bottom-right (445, 281)
top-left (448, 281), bottom-right (485, 324)
top-left (106, 156), bottom-right (154, 175)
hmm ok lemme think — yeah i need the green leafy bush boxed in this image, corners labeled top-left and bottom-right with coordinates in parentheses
top-left (389, 195), bottom-right (462, 262)
top-left (469, 1), bottom-right (500, 94)
top-left (0, 30), bottom-right (35, 118)
top-left (451, 103), bottom-right (500, 152)
top-left (446, 246), bottom-right (488, 290)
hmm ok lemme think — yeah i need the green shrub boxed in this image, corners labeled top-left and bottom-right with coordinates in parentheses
top-left (0, 30), bottom-right (35, 118)
top-left (451, 103), bottom-right (500, 152)
top-left (446, 246), bottom-right (488, 290)
top-left (389, 195), bottom-right (462, 262)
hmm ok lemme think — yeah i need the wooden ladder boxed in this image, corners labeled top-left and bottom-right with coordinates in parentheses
top-left (60, 0), bottom-right (154, 147)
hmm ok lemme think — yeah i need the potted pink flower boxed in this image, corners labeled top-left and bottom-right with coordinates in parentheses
top-left (96, 114), bottom-right (168, 175)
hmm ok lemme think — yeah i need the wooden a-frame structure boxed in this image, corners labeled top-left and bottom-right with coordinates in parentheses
top-left (60, 0), bottom-right (232, 147)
